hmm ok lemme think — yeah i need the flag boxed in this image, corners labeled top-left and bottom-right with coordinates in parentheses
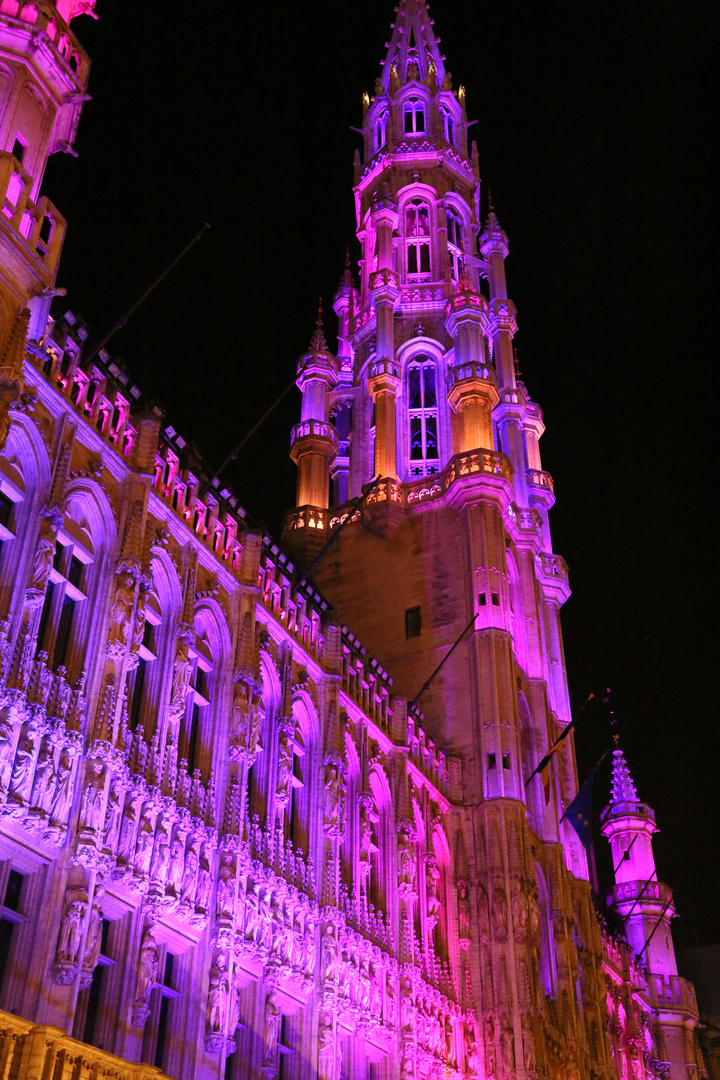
top-left (525, 719), bottom-right (576, 789)
top-left (561, 748), bottom-right (611, 849)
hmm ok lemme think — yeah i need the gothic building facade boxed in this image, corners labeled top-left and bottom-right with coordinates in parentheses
top-left (0, 1), bottom-right (704, 1079)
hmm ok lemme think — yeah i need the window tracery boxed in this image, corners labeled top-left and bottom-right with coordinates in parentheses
top-left (446, 206), bottom-right (464, 280)
top-left (403, 97), bottom-right (425, 135)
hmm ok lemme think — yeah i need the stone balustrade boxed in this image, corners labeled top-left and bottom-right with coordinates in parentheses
top-left (647, 974), bottom-right (698, 1017)
top-left (446, 359), bottom-right (496, 390)
top-left (527, 468), bottom-right (555, 495)
top-left (0, 0), bottom-right (90, 80)
top-left (289, 419), bottom-right (339, 450)
top-left (0, 151), bottom-right (66, 278)
top-left (608, 879), bottom-right (672, 908)
top-left (0, 1009), bottom-right (173, 1080)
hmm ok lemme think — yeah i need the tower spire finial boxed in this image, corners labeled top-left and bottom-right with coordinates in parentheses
top-left (308, 299), bottom-right (328, 353)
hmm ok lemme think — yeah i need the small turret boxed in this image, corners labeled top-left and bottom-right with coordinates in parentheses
top-left (289, 306), bottom-right (339, 512)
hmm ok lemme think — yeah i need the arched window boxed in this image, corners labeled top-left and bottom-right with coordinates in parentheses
top-left (403, 98), bottom-right (425, 135)
top-left (405, 199), bottom-right (431, 277)
top-left (446, 207), bottom-right (464, 280)
top-left (374, 109), bottom-right (388, 152)
top-left (440, 105), bottom-right (455, 146)
top-left (35, 510), bottom-right (93, 671)
top-left (183, 631), bottom-right (213, 775)
top-left (408, 354), bottom-right (439, 476)
top-left (128, 590), bottom-right (162, 731)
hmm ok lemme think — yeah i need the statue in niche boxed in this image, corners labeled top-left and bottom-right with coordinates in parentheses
top-left (511, 876), bottom-right (529, 938)
top-left (262, 994), bottom-right (281, 1064)
top-left (168, 638), bottom-right (192, 722)
top-left (407, 60), bottom-right (419, 81)
top-left (291, 908), bottom-right (303, 970)
top-left (180, 846), bottom-right (199, 905)
top-left (492, 885), bottom-right (508, 941)
top-left (133, 926), bottom-right (158, 1021)
top-left (129, 586), bottom-right (147, 664)
top-left (244, 880), bottom-right (260, 942)
top-left (196, 853), bottom-right (212, 912)
top-left (442, 71), bottom-right (453, 91)
top-left (79, 760), bottom-right (105, 831)
top-left (167, 838), bottom-right (185, 896)
top-left (47, 749), bottom-right (73, 828)
top-left (26, 513), bottom-right (56, 603)
top-left (358, 958), bottom-right (370, 1011)
top-left (107, 571), bottom-right (136, 653)
top-left (322, 764), bottom-right (342, 834)
top-left (446, 1016), bottom-right (457, 1066)
top-left (369, 965), bottom-right (381, 1017)
top-left (302, 916), bottom-right (315, 978)
top-left (521, 1018), bottom-right (536, 1073)
top-left (30, 738), bottom-right (55, 813)
top-left (275, 730), bottom-right (292, 808)
top-left (426, 856), bottom-right (442, 925)
top-left (80, 885), bottom-right (104, 987)
top-left (465, 1023), bottom-right (481, 1077)
top-left (528, 889), bottom-right (540, 937)
top-left (207, 955), bottom-right (229, 1033)
top-left (500, 1019), bottom-right (515, 1073)
top-left (318, 1008), bottom-right (335, 1080)
top-left (216, 856), bottom-right (235, 918)
top-left (116, 801), bottom-right (137, 865)
top-left (458, 880), bottom-right (471, 940)
top-left (397, 830), bottom-right (416, 891)
top-left (400, 979), bottom-right (414, 1032)
top-left (8, 724), bottom-right (37, 802)
top-left (321, 924), bottom-right (337, 983)
top-left (102, 781), bottom-right (123, 851)
top-left (55, 889), bottom-right (86, 966)
top-left (134, 816), bottom-right (154, 877)
top-left (0, 715), bottom-right (17, 791)
top-left (151, 826), bottom-right (170, 884)
top-left (227, 972), bottom-right (241, 1036)
top-left (385, 970), bottom-right (395, 1023)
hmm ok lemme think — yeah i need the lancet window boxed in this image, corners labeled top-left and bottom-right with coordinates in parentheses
top-left (405, 199), bottom-right (431, 277)
top-left (440, 104), bottom-right (455, 146)
top-left (374, 109), bottom-right (388, 152)
top-left (403, 97), bottom-right (426, 135)
top-left (35, 515), bottom-right (92, 670)
top-left (128, 592), bottom-right (162, 731)
top-left (446, 206), bottom-right (464, 280)
top-left (408, 354), bottom-right (440, 476)
top-left (183, 633), bottom-right (213, 775)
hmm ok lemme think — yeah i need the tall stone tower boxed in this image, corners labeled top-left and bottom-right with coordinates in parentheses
top-left (284, 1), bottom-right (613, 1076)
top-left (0, 0), bottom-right (93, 446)
top-left (602, 750), bottom-right (701, 1080)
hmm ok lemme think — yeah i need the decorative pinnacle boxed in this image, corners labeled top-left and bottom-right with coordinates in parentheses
top-left (610, 748), bottom-right (639, 804)
top-left (308, 298), bottom-right (328, 353)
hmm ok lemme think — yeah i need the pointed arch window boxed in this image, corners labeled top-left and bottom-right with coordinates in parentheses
top-left (446, 207), bottom-right (464, 280)
top-left (405, 199), bottom-right (431, 277)
top-left (403, 98), bottom-right (426, 135)
top-left (408, 354), bottom-right (439, 476)
top-left (440, 105), bottom-right (455, 146)
top-left (36, 517), bottom-right (92, 670)
top-left (374, 109), bottom-right (388, 152)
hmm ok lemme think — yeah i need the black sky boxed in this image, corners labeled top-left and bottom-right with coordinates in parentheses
top-left (42, 1), bottom-right (718, 946)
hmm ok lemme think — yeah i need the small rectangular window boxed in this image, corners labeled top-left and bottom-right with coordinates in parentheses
top-left (405, 606), bottom-right (421, 639)
top-left (491, 592), bottom-right (500, 606)
top-left (502, 752), bottom-right (511, 770)
top-left (478, 593), bottom-right (487, 606)
top-left (487, 753), bottom-right (496, 770)
top-left (12, 138), bottom-right (25, 164)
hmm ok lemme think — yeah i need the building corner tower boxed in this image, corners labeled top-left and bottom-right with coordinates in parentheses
top-left (602, 749), bottom-right (701, 1080)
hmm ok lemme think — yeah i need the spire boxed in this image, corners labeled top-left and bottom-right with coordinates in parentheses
top-left (609, 748), bottom-right (639, 804)
top-left (381, 0), bottom-right (447, 89)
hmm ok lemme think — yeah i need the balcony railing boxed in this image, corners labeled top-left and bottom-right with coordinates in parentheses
top-left (0, 152), bottom-right (66, 278)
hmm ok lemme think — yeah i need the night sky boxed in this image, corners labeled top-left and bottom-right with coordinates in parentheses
top-left (42, 2), bottom-right (718, 947)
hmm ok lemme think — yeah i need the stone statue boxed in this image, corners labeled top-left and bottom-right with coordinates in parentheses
top-left (56, 890), bottom-right (86, 964)
top-left (168, 638), bottom-right (192, 721)
top-left (107, 571), bottom-right (135, 653)
top-left (207, 956), bottom-right (228, 1033)
top-left (133, 926), bottom-right (158, 1018)
top-left (511, 877), bottom-right (529, 937)
top-left (47, 749), bottom-right (73, 827)
top-left (102, 781), bottom-right (123, 851)
top-left (26, 514), bottom-right (56, 602)
top-left (528, 889), bottom-right (541, 937)
top-left (30, 738), bottom-right (55, 813)
top-left (8, 725), bottom-right (36, 802)
top-left (458, 880), bottom-right (471, 939)
top-left (216, 857), bottom-right (235, 918)
top-left (167, 839), bottom-right (185, 895)
top-left (262, 994), bottom-right (281, 1064)
top-left (492, 885), bottom-right (508, 941)
top-left (196, 854), bottom-right (212, 911)
top-left (426, 856), bottom-right (441, 924)
top-left (275, 730), bottom-right (292, 808)
top-left (321, 924), bottom-right (337, 983)
top-left (151, 827), bottom-right (170, 884)
top-left (79, 760), bottom-right (105, 831)
top-left (81, 886), bottom-right (104, 986)
top-left (0, 715), bottom-right (16, 791)
top-left (323, 764), bottom-right (341, 832)
top-left (397, 830), bottom-right (416, 890)
top-left (180, 845), bottom-right (199, 904)
top-left (134, 818), bottom-right (154, 877)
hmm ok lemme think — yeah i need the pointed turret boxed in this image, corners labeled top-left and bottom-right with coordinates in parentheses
top-left (380, 0), bottom-right (447, 89)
